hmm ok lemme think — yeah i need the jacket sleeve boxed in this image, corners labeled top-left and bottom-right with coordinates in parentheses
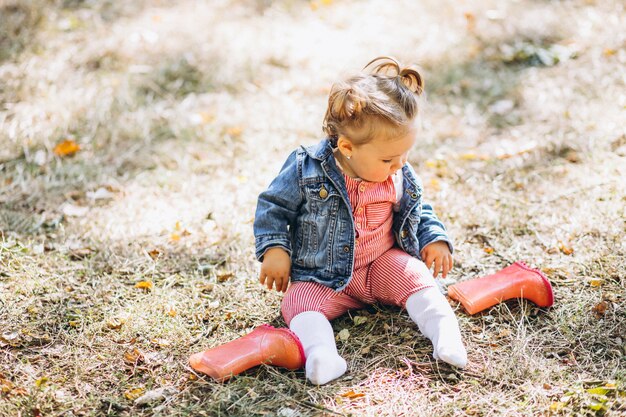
top-left (416, 202), bottom-right (454, 254)
top-left (253, 150), bottom-right (302, 261)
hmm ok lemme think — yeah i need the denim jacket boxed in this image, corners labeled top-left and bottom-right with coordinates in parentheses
top-left (253, 138), bottom-right (453, 291)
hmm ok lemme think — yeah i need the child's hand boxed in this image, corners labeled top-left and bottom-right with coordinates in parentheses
top-left (259, 247), bottom-right (291, 292)
top-left (420, 241), bottom-right (453, 279)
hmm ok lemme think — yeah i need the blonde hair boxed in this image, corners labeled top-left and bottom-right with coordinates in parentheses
top-left (323, 56), bottom-right (424, 146)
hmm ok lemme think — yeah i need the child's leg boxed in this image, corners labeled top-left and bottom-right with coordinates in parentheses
top-left (289, 311), bottom-right (347, 385)
top-left (405, 287), bottom-right (467, 368)
top-left (367, 248), bottom-right (467, 368)
top-left (282, 281), bottom-right (364, 385)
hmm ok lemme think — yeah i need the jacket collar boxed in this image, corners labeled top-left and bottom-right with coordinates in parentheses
top-left (302, 138), bottom-right (334, 161)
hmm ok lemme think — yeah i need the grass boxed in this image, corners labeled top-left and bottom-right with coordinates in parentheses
top-left (1, 0), bottom-right (625, 416)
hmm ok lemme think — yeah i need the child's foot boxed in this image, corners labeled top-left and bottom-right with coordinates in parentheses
top-left (405, 287), bottom-right (468, 369)
top-left (305, 345), bottom-right (347, 385)
top-left (432, 329), bottom-right (468, 368)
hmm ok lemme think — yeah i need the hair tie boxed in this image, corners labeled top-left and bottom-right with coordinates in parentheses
top-left (363, 56), bottom-right (423, 95)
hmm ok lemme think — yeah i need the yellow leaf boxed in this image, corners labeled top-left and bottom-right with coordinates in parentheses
top-left (35, 377), bottom-right (48, 388)
top-left (170, 232), bottom-right (180, 242)
top-left (589, 278), bottom-right (604, 287)
top-left (460, 153), bottom-right (478, 160)
top-left (550, 402), bottom-right (566, 411)
top-left (107, 317), bottom-right (126, 329)
top-left (175, 221), bottom-right (182, 231)
top-left (167, 309), bottom-right (177, 317)
top-left (484, 247), bottom-right (494, 254)
top-left (558, 241), bottom-right (574, 255)
top-left (425, 159), bottom-right (438, 168)
top-left (124, 387), bottom-right (145, 400)
top-left (124, 348), bottom-right (144, 364)
top-left (429, 178), bottom-right (441, 191)
top-left (135, 281), bottom-right (153, 290)
top-left (340, 389), bottom-right (366, 399)
top-left (68, 320), bottom-right (80, 328)
top-left (603, 48), bottom-right (616, 56)
top-left (226, 127), bottom-right (243, 137)
top-left (53, 139), bottom-right (80, 157)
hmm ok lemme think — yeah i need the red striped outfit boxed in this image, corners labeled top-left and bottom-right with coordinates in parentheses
top-left (281, 171), bottom-right (436, 326)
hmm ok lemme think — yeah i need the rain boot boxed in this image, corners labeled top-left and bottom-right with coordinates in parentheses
top-left (447, 261), bottom-right (554, 315)
top-left (189, 324), bottom-right (305, 382)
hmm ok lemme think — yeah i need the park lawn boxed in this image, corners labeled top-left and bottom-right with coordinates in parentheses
top-left (1, 0), bottom-right (624, 415)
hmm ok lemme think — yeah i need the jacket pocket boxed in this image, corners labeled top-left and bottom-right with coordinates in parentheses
top-left (293, 220), bottom-right (318, 268)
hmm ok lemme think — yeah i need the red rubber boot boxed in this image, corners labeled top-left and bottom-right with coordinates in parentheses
top-left (447, 261), bottom-right (554, 315)
top-left (189, 324), bottom-right (305, 382)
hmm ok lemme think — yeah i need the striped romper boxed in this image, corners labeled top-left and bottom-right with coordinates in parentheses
top-left (281, 171), bottom-right (436, 325)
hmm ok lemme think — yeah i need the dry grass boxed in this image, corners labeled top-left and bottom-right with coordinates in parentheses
top-left (1, 0), bottom-right (625, 416)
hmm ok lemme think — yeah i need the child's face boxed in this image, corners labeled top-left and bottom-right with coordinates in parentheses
top-left (345, 128), bottom-right (416, 183)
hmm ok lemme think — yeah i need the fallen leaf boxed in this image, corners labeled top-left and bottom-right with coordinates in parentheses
top-left (107, 317), bottom-right (127, 330)
top-left (53, 139), bottom-right (80, 157)
top-left (484, 246), bottom-right (494, 254)
top-left (147, 249), bottom-right (161, 260)
top-left (225, 127), bottom-right (243, 138)
top-left (135, 281), bottom-right (153, 290)
top-left (589, 278), bottom-right (604, 287)
top-left (592, 301), bottom-right (608, 317)
top-left (337, 328), bottom-right (350, 342)
top-left (151, 338), bottom-right (171, 348)
top-left (603, 48), bottom-right (617, 56)
top-left (69, 247), bottom-right (94, 260)
top-left (353, 316), bottom-right (368, 325)
top-left (459, 153), bottom-right (480, 160)
top-left (124, 349), bottom-right (145, 365)
top-left (170, 233), bottom-right (180, 242)
top-left (340, 389), bottom-right (366, 399)
top-left (217, 272), bottom-right (234, 283)
top-left (550, 402), bottom-right (566, 412)
top-left (124, 387), bottom-right (145, 401)
top-left (558, 241), bottom-right (574, 255)
top-left (134, 386), bottom-right (177, 405)
top-left (34, 377), bottom-right (48, 388)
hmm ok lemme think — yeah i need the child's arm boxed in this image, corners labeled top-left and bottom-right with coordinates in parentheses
top-left (416, 203), bottom-right (454, 278)
top-left (253, 150), bottom-right (302, 292)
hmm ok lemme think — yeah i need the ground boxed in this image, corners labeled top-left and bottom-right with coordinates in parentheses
top-left (0, 0), bottom-right (625, 416)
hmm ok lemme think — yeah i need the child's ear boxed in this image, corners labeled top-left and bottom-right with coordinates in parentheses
top-left (337, 135), bottom-right (353, 157)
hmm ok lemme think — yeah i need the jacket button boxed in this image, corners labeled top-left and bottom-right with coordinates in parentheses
top-left (343, 246), bottom-right (350, 252)
top-left (338, 280), bottom-right (344, 286)
top-left (411, 192), bottom-right (418, 198)
top-left (319, 187), bottom-right (328, 199)
top-left (400, 230), bottom-right (407, 238)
